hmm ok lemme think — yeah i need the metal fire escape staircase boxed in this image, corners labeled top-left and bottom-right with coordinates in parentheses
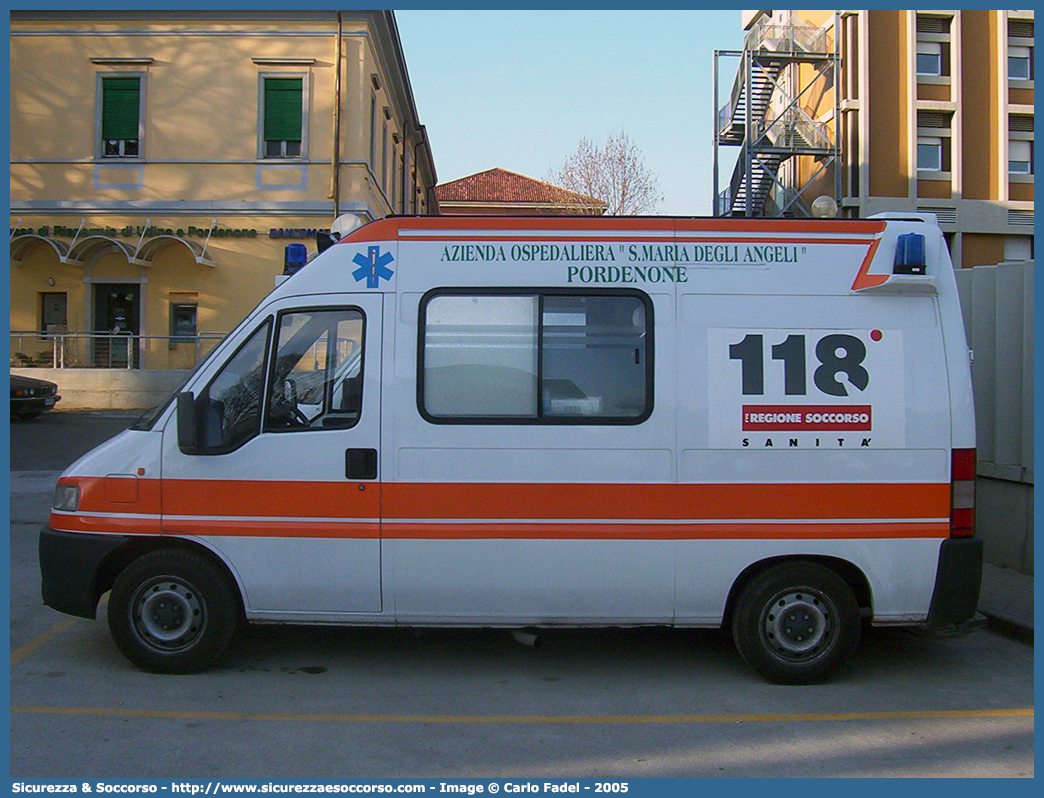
top-left (713, 16), bottom-right (840, 217)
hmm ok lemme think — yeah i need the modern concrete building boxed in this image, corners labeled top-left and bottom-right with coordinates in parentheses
top-left (435, 168), bottom-right (607, 216)
top-left (10, 10), bottom-right (437, 370)
top-left (715, 9), bottom-right (1034, 270)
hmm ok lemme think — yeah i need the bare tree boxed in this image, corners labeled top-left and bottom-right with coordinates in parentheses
top-left (549, 131), bottom-right (663, 215)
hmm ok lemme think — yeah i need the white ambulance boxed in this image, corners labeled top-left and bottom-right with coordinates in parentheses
top-left (40, 213), bottom-right (982, 683)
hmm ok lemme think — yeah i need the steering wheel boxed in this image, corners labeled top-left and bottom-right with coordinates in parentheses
top-left (271, 397), bottom-right (310, 428)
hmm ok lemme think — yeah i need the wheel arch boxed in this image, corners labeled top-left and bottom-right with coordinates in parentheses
top-left (94, 536), bottom-right (245, 621)
top-left (722, 554), bottom-right (873, 630)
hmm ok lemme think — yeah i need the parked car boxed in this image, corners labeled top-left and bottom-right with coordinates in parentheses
top-left (10, 374), bottom-right (61, 420)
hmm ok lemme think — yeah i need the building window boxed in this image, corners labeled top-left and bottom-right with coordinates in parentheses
top-left (917, 137), bottom-right (944, 172)
top-left (262, 77), bottom-right (303, 158)
top-left (369, 93), bottom-right (377, 169)
top-left (381, 121), bottom-right (388, 190)
top-left (388, 135), bottom-right (396, 208)
top-left (1009, 115), bottom-right (1034, 176)
top-left (916, 42), bottom-right (943, 76)
top-left (419, 290), bottom-right (653, 424)
top-left (915, 15), bottom-right (950, 78)
top-left (1009, 45), bottom-right (1033, 80)
top-left (404, 145), bottom-right (414, 214)
top-left (917, 111), bottom-right (952, 173)
top-left (1009, 140), bottom-right (1033, 174)
top-left (1008, 17), bottom-right (1034, 80)
top-left (170, 302), bottom-right (198, 345)
top-left (100, 76), bottom-right (141, 158)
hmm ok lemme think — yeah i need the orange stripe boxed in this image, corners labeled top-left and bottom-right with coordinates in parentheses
top-left (850, 238), bottom-right (886, 290)
top-left (390, 235), bottom-right (880, 245)
top-left (52, 480), bottom-right (950, 541)
top-left (102, 477), bottom-right (951, 523)
top-left (382, 482), bottom-right (950, 523)
top-left (341, 217), bottom-right (888, 243)
top-left (52, 516), bottom-right (947, 541)
top-left (162, 479), bottom-right (381, 520)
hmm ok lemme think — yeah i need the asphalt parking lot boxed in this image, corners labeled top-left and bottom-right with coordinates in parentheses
top-left (9, 412), bottom-right (1035, 779)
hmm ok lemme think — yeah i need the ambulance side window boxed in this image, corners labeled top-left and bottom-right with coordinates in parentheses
top-left (264, 307), bottom-right (365, 432)
top-left (420, 290), bottom-right (652, 424)
top-left (423, 294), bottom-right (539, 419)
top-left (542, 295), bottom-right (648, 420)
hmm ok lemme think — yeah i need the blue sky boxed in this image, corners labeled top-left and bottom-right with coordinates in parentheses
top-left (396, 10), bottom-right (745, 216)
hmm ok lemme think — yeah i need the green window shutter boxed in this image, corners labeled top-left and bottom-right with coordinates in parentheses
top-left (101, 77), bottom-right (140, 140)
top-left (264, 78), bottom-right (303, 142)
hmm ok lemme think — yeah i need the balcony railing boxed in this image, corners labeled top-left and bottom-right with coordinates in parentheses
top-left (10, 331), bottom-right (227, 370)
top-left (744, 15), bottom-right (830, 55)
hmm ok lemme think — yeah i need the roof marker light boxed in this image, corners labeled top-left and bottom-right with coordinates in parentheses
top-left (894, 233), bottom-right (927, 275)
top-left (283, 243), bottom-right (308, 276)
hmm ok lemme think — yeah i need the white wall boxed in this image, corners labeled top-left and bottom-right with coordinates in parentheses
top-left (11, 368), bottom-right (189, 411)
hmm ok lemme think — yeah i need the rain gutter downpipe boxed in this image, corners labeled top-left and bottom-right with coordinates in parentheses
top-left (330, 11), bottom-right (343, 217)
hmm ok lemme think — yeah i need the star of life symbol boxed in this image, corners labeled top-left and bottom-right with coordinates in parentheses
top-left (352, 246), bottom-right (395, 288)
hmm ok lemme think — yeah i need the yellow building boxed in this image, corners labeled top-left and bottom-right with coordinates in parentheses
top-left (10, 10), bottom-right (437, 370)
top-left (716, 9), bottom-right (1033, 269)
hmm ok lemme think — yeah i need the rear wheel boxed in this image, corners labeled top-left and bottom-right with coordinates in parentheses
top-left (108, 549), bottom-right (238, 673)
top-left (732, 561), bottom-right (861, 684)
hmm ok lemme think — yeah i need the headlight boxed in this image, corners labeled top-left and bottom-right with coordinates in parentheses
top-left (53, 484), bottom-right (80, 512)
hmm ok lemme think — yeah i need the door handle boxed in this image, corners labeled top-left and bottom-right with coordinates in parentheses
top-left (346, 448), bottom-right (378, 480)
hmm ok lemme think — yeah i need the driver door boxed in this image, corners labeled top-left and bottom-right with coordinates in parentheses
top-left (161, 294), bottom-right (383, 617)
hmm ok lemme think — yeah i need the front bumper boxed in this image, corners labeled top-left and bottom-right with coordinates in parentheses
top-left (39, 526), bottom-right (129, 619)
top-left (926, 537), bottom-right (984, 628)
top-left (12, 394), bottom-right (61, 414)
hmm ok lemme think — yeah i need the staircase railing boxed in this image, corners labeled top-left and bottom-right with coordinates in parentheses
top-left (759, 109), bottom-right (832, 151)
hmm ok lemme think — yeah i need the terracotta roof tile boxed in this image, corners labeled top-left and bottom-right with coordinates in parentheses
top-left (435, 168), bottom-right (605, 209)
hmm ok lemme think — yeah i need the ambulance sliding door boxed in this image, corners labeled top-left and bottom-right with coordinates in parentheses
top-left (388, 288), bottom-right (676, 624)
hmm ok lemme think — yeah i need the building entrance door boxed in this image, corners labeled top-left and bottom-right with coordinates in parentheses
top-left (93, 284), bottom-right (140, 367)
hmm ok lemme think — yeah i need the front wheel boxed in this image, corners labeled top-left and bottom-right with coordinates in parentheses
top-left (108, 549), bottom-right (238, 673)
top-left (731, 561), bottom-right (861, 684)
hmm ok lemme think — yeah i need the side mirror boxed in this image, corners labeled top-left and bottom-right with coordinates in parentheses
top-left (177, 392), bottom-right (225, 454)
top-left (316, 231), bottom-right (340, 254)
top-left (176, 392), bottom-right (199, 454)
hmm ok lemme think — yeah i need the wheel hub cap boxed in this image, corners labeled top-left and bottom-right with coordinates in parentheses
top-left (133, 578), bottom-right (204, 650)
top-left (763, 590), bottom-right (832, 660)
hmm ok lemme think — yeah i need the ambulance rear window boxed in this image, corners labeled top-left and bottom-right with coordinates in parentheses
top-left (419, 289), bottom-right (652, 425)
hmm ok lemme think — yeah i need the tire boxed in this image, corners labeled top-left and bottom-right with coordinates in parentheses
top-left (731, 561), bottom-right (861, 685)
top-left (108, 549), bottom-right (238, 673)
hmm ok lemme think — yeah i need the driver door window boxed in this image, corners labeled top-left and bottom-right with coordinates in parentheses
top-left (265, 308), bottom-right (365, 432)
top-left (200, 321), bottom-right (272, 453)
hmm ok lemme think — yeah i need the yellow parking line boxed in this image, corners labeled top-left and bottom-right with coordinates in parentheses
top-left (10, 617), bottom-right (80, 666)
top-left (11, 595), bottom-right (109, 667)
top-left (9, 706), bottom-right (1033, 724)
